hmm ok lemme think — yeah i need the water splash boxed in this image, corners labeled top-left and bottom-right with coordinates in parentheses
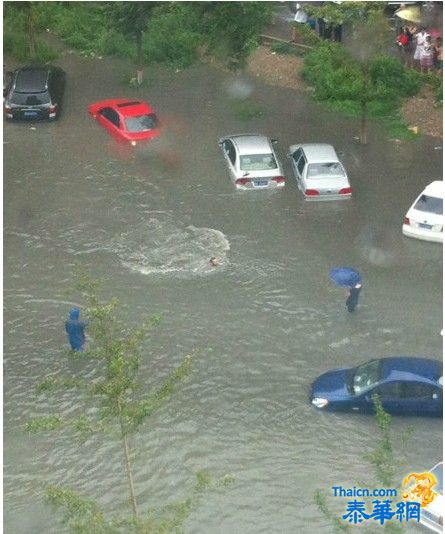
top-left (109, 219), bottom-right (230, 277)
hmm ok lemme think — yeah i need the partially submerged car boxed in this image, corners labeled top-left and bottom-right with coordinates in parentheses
top-left (4, 66), bottom-right (66, 121)
top-left (402, 181), bottom-right (443, 243)
top-left (420, 462), bottom-right (443, 533)
top-left (310, 357), bottom-right (442, 416)
top-left (88, 98), bottom-right (161, 145)
top-left (288, 143), bottom-right (351, 200)
top-left (218, 134), bottom-right (285, 190)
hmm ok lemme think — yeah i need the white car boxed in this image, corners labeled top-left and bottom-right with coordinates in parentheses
top-left (403, 181), bottom-right (443, 243)
top-left (218, 134), bottom-right (285, 190)
top-left (288, 143), bottom-right (352, 200)
top-left (420, 462), bottom-right (443, 533)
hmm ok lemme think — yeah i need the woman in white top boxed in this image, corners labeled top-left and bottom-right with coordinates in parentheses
top-left (414, 28), bottom-right (428, 67)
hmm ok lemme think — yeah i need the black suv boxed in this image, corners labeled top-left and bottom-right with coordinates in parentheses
top-left (4, 66), bottom-right (66, 121)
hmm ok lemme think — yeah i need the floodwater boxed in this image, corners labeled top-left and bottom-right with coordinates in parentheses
top-left (3, 45), bottom-right (443, 534)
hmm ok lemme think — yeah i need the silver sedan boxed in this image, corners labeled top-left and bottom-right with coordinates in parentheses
top-left (219, 134), bottom-right (285, 190)
top-left (288, 143), bottom-right (352, 200)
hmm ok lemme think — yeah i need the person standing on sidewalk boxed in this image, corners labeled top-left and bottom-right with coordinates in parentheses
top-left (413, 27), bottom-right (428, 70)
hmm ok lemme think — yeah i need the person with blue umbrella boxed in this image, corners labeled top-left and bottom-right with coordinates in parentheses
top-left (330, 267), bottom-right (363, 313)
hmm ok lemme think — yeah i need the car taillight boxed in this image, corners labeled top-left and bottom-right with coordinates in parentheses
top-left (403, 217), bottom-right (410, 225)
top-left (4, 105), bottom-right (11, 113)
top-left (339, 187), bottom-right (352, 195)
top-left (236, 178), bottom-right (251, 186)
top-left (49, 104), bottom-right (58, 113)
top-left (305, 189), bottom-right (319, 196)
top-left (272, 176), bottom-right (285, 184)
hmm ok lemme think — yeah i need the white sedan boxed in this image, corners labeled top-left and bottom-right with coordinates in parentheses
top-left (420, 462), bottom-right (443, 533)
top-left (218, 134), bottom-right (285, 190)
top-left (403, 181), bottom-right (443, 243)
top-left (288, 143), bottom-right (352, 200)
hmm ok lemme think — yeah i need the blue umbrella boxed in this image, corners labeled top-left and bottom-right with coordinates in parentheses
top-left (330, 267), bottom-right (362, 288)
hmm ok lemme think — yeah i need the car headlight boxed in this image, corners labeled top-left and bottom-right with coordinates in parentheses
top-left (312, 397), bottom-right (329, 408)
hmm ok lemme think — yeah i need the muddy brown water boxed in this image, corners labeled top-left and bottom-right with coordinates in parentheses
top-left (3, 44), bottom-right (442, 533)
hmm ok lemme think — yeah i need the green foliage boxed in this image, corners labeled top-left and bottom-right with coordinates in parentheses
top-left (196, 470), bottom-right (212, 491)
top-left (291, 23), bottom-right (322, 47)
top-left (199, 2), bottom-right (274, 68)
top-left (305, 1), bottom-right (385, 28)
top-left (314, 490), bottom-right (351, 533)
top-left (45, 486), bottom-right (114, 534)
top-left (26, 415), bottom-right (65, 433)
top-left (270, 41), bottom-right (305, 57)
top-left (142, 4), bottom-right (203, 68)
top-left (3, 12), bottom-right (58, 64)
top-left (302, 42), bottom-right (422, 135)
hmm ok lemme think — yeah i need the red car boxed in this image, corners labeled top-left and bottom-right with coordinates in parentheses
top-left (88, 98), bottom-right (161, 145)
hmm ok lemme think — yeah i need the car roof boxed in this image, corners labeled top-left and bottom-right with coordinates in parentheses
top-left (380, 357), bottom-right (442, 385)
top-left (95, 99), bottom-right (153, 117)
top-left (300, 144), bottom-right (339, 163)
top-left (421, 180), bottom-right (443, 199)
top-left (15, 68), bottom-right (49, 92)
top-left (231, 135), bottom-right (272, 155)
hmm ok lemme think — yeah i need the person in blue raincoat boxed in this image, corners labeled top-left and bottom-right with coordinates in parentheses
top-left (346, 283), bottom-right (362, 313)
top-left (65, 307), bottom-right (87, 351)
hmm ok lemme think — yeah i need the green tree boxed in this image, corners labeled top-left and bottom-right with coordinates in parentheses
top-left (198, 1), bottom-right (274, 70)
top-left (305, 2), bottom-right (396, 144)
top-left (105, 2), bottom-right (161, 84)
top-left (27, 270), bottom-right (192, 524)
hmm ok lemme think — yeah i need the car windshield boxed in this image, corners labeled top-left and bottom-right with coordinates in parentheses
top-left (351, 360), bottom-right (381, 395)
top-left (413, 194), bottom-right (443, 215)
top-left (124, 113), bottom-right (158, 133)
top-left (240, 153), bottom-right (277, 172)
top-left (10, 91), bottom-right (50, 105)
top-left (307, 162), bottom-right (345, 178)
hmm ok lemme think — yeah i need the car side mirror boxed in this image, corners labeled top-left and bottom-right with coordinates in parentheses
top-left (271, 139), bottom-right (278, 144)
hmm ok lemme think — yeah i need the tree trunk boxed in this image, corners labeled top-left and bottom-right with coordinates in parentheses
top-left (136, 31), bottom-right (143, 85)
top-left (359, 62), bottom-right (369, 145)
top-left (118, 400), bottom-right (138, 517)
top-left (27, 4), bottom-right (36, 57)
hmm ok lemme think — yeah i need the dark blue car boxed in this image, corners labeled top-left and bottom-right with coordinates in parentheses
top-left (310, 357), bottom-right (443, 417)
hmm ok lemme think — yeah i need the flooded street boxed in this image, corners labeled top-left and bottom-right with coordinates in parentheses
top-left (3, 48), bottom-right (442, 533)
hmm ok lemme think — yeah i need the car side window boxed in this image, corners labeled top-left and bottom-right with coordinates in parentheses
top-left (100, 107), bottom-right (120, 128)
top-left (223, 140), bottom-right (236, 166)
top-left (292, 148), bottom-right (302, 163)
top-left (297, 153), bottom-right (306, 175)
top-left (402, 382), bottom-right (438, 399)
top-left (374, 382), bottom-right (403, 399)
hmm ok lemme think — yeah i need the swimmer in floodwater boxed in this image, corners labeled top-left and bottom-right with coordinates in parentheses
top-left (209, 257), bottom-right (219, 267)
